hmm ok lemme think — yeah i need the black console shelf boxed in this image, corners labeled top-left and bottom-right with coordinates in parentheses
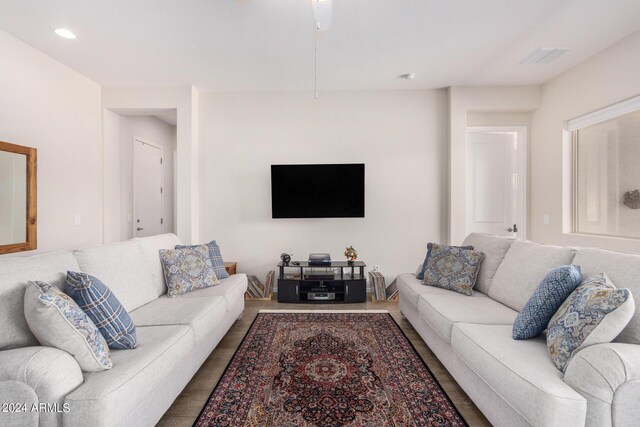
top-left (277, 261), bottom-right (367, 303)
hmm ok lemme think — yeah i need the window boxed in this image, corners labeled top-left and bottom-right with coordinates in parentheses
top-left (570, 97), bottom-right (640, 238)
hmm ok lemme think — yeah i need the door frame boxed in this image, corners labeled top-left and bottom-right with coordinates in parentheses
top-left (132, 137), bottom-right (164, 237)
top-left (466, 126), bottom-right (527, 240)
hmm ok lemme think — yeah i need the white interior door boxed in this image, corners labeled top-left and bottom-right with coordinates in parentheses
top-left (466, 127), bottom-right (526, 238)
top-left (134, 138), bottom-right (163, 237)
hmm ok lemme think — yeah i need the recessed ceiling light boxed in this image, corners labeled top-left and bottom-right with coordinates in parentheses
top-left (54, 28), bottom-right (76, 39)
top-left (399, 73), bottom-right (415, 80)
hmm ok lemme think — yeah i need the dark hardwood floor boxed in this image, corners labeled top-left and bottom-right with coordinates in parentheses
top-left (157, 299), bottom-right (491, 427)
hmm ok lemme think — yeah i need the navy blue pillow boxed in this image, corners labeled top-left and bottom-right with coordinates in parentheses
top-left (175, 240), bottom-right (229, 279)
top-left (65, 271), bottom-right (137, 349)
top-left (416, 242), bottom-right (474, 280)
top-left (512, 265), bottom-right (582, 340)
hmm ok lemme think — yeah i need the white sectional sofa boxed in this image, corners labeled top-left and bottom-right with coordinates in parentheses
top-left (398, 233), bottom-right (640, 427)
top-left (0, 233), bottom-right (248, 427)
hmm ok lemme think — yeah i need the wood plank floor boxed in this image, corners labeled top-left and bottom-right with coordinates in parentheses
top-left (157, 299), bottom-right (491, 427)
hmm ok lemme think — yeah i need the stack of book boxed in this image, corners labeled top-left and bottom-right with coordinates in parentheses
top-left (369, 271), bottom-right (387, 302)
top-left (245, 271), bottom-right (274, 300)
top-left (369, 272), bottom-right (399, 303)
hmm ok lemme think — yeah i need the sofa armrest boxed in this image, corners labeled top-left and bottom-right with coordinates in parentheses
top-left (0, 380), bottom-right (39, 427)
top-left (564, 343), bottom-right (640, 427)
top-left (0, 346), bottom-right (83, 427)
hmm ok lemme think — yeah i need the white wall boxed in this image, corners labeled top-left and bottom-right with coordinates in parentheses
top-left (0, 29), bottom-right (102, 254)
top-left (467, 112), bottom-right (531, 128)
top-left (103, 113), bottom-right (176, 242)
top-left (198, 90), bottom-right (448, 283)
top-left (531, 29), bottom-right (640, 253)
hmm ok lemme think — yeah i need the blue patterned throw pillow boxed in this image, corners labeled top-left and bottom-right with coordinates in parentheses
top-left (417, 243), bottom-right (474, 280)
top-left (423, 244), bottom-right (485, 296)
top-left (175, 240), bottom-right (229, 279)
top-left (512, 265), bottom-right (582, 340)
top-left (160, 245), bottom-right (220, 297)
top-left (547, 273), bottom-right (635, 372)
top-left (65, 271), bottom-right (137, 350)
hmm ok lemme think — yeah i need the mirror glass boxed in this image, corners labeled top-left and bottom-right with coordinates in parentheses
top-left (0, 151), bottom-right (27, 245)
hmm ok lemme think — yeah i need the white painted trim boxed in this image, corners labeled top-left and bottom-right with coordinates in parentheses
top-left (466, 126), bottom-right (528, 240)
top-left (566, 95), bottom-right (640, 131)
top-left (258, 309), bottom-right (390, 314)
top-left (132, 137), bottom-right (164, 236)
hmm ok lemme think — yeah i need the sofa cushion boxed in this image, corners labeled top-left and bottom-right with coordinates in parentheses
top-left (129, 295), bottom-right (226, 345)
top-left (65, 271), bottom-right (137, 350)
top-left (573, 248), bottom-right (640, 344)
top-left (423, 244), bottom-right (485, 296)
top-left (73, 241), bottom-right (157, 312)
top-left (488, 240), bottom-right (577, 311)
top-left (132, 233), bottom-right (182, 297)
top-left (451, 324), bottom-right (587, 427)
top-left (418, 292), bottom-right (517, 343)
top-left (547, 273), bottom-right (634, 372)
top-left (461, 233), bottom-right (514, 294)
top-left (395, 273), bottom-right (457, 313)
top-left (64, 324), bottom-right (193, 427)
top-left (173, 274), bottom-right (248, 311)
top-left (512, 265), bottom-right (583, 340)
top-left (24, 281), bottom-right (112, 372)
top-left (0, 251), bottom-right (79, 350)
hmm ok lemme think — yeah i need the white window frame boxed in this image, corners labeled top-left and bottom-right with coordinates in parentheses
top-left (567, 95), bottom-right (640, 131)
top-left (567, 95), bottom-right (640, 237)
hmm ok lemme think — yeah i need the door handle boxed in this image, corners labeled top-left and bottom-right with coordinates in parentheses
top-left (137, 227), bottom-right (145, 231)
top-left (507, 224), bottom-right (518, 233)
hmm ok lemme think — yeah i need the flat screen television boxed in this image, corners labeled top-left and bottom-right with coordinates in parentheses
top-left (271, 164), bottom-right (365, 218)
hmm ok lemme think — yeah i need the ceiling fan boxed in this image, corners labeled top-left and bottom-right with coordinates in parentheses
top-left (311, 0), bottom-right (332, 99)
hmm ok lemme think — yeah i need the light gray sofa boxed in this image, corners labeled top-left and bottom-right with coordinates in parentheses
top-left (398, 233), bottom-right (640, 427)
top-left (0, 233), bottom-right (248, 427)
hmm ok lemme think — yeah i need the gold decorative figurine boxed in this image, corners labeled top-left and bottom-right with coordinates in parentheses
top-left (344, 246), bottom-right (358, 264)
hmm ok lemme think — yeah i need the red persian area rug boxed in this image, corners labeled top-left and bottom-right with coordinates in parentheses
top-left (194, 311), bottom-right (467, 427)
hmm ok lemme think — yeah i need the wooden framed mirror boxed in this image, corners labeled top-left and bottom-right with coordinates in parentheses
top-left (0, 141), bottom-right (37, 254)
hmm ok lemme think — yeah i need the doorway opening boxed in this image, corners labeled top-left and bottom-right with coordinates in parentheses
top-left (102, 108), bottom-right (177, 242)
top-left (465, 126), bottom-right (527, 239)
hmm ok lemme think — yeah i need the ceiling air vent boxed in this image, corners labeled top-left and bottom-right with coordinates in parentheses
top-left (520, 47), bottom-right (569, 64)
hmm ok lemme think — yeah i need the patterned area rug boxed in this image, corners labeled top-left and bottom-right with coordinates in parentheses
top-left (194, 311), bottom-right (467, 427)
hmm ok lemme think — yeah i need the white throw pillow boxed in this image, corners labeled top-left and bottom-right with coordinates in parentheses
top-left (24, 281), bottom-right (112, 372)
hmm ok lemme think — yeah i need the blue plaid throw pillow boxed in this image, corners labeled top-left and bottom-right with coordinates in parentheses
top-left (512, 265), bottom-right (582, 340)
top-left (65, 271), bottom-right (137, 349)
top-left (175, 240), bottom-right (229, 279)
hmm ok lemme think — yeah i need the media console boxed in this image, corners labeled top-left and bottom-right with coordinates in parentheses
top-left (277, 261), bottom-right (367, 303)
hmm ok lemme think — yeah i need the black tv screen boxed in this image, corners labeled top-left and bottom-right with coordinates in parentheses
top-left (271, 164), bottom-right (365, 218)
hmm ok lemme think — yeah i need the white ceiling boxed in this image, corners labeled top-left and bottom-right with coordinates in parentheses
top-left (1, 0), bottom-right (639, 91)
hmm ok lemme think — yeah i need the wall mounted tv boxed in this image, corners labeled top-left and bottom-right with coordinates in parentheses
top-left (271, 164), bottom-right (365, 218)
